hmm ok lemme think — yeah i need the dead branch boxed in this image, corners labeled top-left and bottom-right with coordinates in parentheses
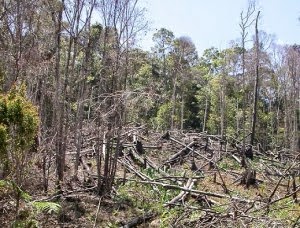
top-left (215, 165), bottom-right (230, 194)
top-left (93, 196), bottom-right (103, 228)
top-left (117, 158), bottom-right (151, 181)
top-left (268, 163), bottom-right (296, 202)
top-left (163, 141), bottom-right (196, 165)
top-left (126, 179), bottom-right (254, 203)
top-left (164, 178), bottom-right (194, 207)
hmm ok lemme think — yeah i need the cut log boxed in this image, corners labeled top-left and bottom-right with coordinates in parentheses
top-left (66, 144), bottom-right (161, 156)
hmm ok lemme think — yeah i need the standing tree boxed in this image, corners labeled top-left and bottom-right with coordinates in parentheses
top-left (239, 1), bottom-right (256, 165)
top-left (170, 36), bottom-right (198, 130)
top-left (92, 0), bottom-right (147, 195)
top-left (0, 85), bottom-right (39, 218)
top-left (250, 10), bottom-right (261, 148)
top-left (152, 28), bottom-right (175, 89)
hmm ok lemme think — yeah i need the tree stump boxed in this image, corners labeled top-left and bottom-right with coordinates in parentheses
top-left (240, 169), bottom-right (256, 188)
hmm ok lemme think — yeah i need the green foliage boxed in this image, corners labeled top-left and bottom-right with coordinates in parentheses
top-left (0, 85), bottom-right (40, 226)
top-left (211, 204), bottom-right (228, 214)
top-left (116, 179), bottom-right (180, 216)
top-left (0, 180), bottom-right (31, 201)
top-left (12, 218), bottom-right (39, 228)
top-left (205, 77), bottom-right (222, 134)
top-left (266, 199), bottom-right (300, 224)
top-left (0, 84), bottom-right (39, 153)
top-left (31, 201), bottom-right (61, 214)
top-left (181, 83), bottom-right (201, 129)
top-left (0, 124), bottom-right (7, 156)
top-left (90, 23), bottom-right (103, 42)
top-left (0, 180), bottom-right (60, 226)
top-left (0, 84), bottom-right (39, 174)
top-left (159, 207), bottom-right (183, 227)
top-left (218, 158), bottom-right (240, 170)
top-left (155, 102), bottom-right (173, 130)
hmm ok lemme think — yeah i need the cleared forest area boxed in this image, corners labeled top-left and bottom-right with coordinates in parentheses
top-left (0, 0), bottom-right (299, 227)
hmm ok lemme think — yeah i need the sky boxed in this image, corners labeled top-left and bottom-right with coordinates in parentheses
top-left (138, 0), bottom-right (300, 55)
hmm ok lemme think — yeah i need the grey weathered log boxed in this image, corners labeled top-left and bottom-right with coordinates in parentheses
top-left (128, 147), bottom-right (146, 167)
top-left (164, 178), bottom-right (194, 206)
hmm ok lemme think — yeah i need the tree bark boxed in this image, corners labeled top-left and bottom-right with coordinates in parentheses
top-left (54, 1), bottom-right (65, 190)
top-left (250, 11), bottom-right (261, 146)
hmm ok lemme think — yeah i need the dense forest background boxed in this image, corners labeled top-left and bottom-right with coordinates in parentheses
top-left (0, 0), bottom-right (299, 227)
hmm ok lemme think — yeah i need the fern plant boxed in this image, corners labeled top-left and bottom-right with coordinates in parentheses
top-left (0, 179), bottom-right (31, 201)
top-left (0, 179), bottom-right (61, 227)
top-left (31, 201), bottom-right (61, 214)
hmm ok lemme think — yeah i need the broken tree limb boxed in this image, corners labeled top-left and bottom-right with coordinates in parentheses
top-left (121, 125), bottom-right (147, 137)
top-left (162, 132), bottom-right (211, 162)
top-left (128, 147), bottom-right (167, 177)
top-left (128, 147), bottom-right (146, 168)
top-left (164, 141), bottom-right (196, 165)
top-left (67, 148), bottom-right (94, 156)
top-left (117, 158), bottom-right (150, 181)
top-left (251, 185), bottom-right (300, 213)
top-left (164, 178), bottom-right (194, 207)
top-left (231, 154), bottom-right (241, 164)
top-left (93, 196), bottom-right (103, 228)
top-left (215, 165), bottom-right (230, 194)
top-left (126, 179), bottom-right (254, 204)
top-left (169, 136), bottom-right (190, 147)
top-left (268, 163), bottom-right (296, 203)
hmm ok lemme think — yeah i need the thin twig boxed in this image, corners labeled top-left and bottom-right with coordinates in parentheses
top-left (93, 196), bottom-right (103, 228)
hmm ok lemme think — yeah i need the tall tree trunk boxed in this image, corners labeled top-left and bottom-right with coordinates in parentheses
top-left (180, 93), bottom-right (184, 130)
top-left (203, 94), bottom-right (208, 132)
top-left (236, 98), bottom-right (239, 134)
top-left (250, 11), bottom-right (261, 146)
top-left (54, 1), bottom-right (64, 190)
top-left (171, 73), bottom-right (177, 130)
